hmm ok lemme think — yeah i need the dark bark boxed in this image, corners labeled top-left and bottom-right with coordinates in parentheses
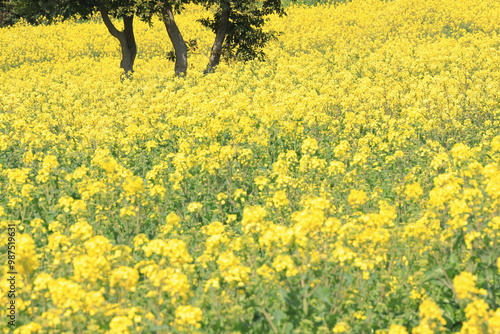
top-left (205, 6), bottom-right (231, 74)
top-left (121, 15), bottom-right (137, 74)
top-left (99, 4), bottom-right (137, 75)
top-left (161, 5), bottom-right (188, 76)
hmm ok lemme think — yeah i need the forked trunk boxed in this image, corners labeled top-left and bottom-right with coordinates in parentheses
top-left (161, 5), bottom-right (188, 76)
top-left (99, 4), bottom-right (137, 76)
top-left (205, 6), bottom-right (231, 74)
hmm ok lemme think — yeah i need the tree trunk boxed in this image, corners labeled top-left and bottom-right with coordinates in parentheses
top-left (161, 5), bottom-right (187, 76)
top-left (99, 4), bottom-right (137, 76)
top-left (205, 6), bottom-right (231, 74)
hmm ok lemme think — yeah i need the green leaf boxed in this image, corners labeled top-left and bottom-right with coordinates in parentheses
top-left (314, 286), bottom-right (333, 306)
top-left (273, 309), bottom-right (287, 325)
top-left (284, 322), bottom-right (294, 334)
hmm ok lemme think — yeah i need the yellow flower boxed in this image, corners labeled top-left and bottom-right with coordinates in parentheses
top-left (143, 239), bottom-right (193, 265)
top-left (388, 324), bottom-right (408, 334)
top-left (36, 154), bottom-right (59, 183)
top-left (451, 143), bottom-right (472, 161)
top-left (216, 250), bottom-right (240, 271)
top-left (464, 231), bottom-right (481, 250)
top-left (412, 298), bottom-right (446, 334)
top-left (202, 221), bottom-right (226, 235)
top-left (69, 219), bottom-right (94, 240)
top-left (272, 254), bottom-right (298, 277)
top-left (166, 211), bottom-right (182, 225)
top-left (465, 298), bottom-right (490, 320)
top-left (271, 190), bottom-right (289, 207)
top-left (227, 214), bottom-right (237, 224)
top-left (419, 299), bottom-right (445, 324)
top-left (120, 205), bottom-right (137, 217)
top-left (241, 205), bottom-right (267, 233)
top-left (17, 234), bottom-right (39, 275)
top-left (203, 277), bottom-right (220, 292)
top-left (73, 255), bottom-right (110, 283)
top-left (162, 270), bottom-right (191, 298)
top-left (405, 182), bottom-right (424, 200)
top-left (109, 266), bottom-right (139, 291)
top-left (173, 305), bottom-right (203, 330)
top-left (47, 278), bottom-right (86, 313)
top-left (256, 264), bottom-right (275, 281)
top-left (161, 211), bottom-right (182, 234)
top-left (430, 152), bottom-right (450, 170)
top-left (33, 273), bottom-right (53, 292)
top-left (328, 160), bottom-right (346, 175)
top-left (488, 308), bottom-right (500, 334)
top-left (107, 316), bottom-right (133, 334)
top-left (6, 168), bottom-right (31, 184)
top-left (332, 321), bottom-right (350, 333)
top-left (461, 299), bottom-right (490, 334)
top-left (217, 192), bottom-right (229, 204)
top-left (133, 234), bottom-right (149, 249)
top-left (490, 135), bottom-right (500, 152)
top-left (122, 175), bottom-right (144, 196)
top-left (334, 140), bottom-right (351, 160)
top-left (187, 202), bottom-right (203, 212)
top-left (486, 173), bottom-right (500, 200)
top-left (453, 272), bottom-right (486, 300)
top-left (71, 199), bottom-right (87, 214)
top-left (234, 188), bottom-right (247, 201)
top-left (83, 289), bottom-right (106, 316)
top-left (84, 235), bottom-right (113, 257)
top-left (254, 176), bottom-right (270, 190)
top-left (13, 322), bottom-right (42, 334)
top-left (94, 155), bottom-right (120, 174)
top-left (216, 251), bottom-right (251, 284)
top-left (301, 137), bottom-right (319, 155)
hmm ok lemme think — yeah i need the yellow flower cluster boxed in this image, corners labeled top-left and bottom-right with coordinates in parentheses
top-left (412, 299), bottom-right (447, 334)
top-left (173, 305), bottom-right (203, 330)
top-left (1, 0), bottom-right (500, 332)
top-left (453, 272), bottom-right (487, 300)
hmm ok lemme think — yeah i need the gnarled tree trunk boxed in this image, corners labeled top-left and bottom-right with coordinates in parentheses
top-left (205, 5), bottom-right (231, 74)
top-left (99, 4), bottom-right (137, 76)
top-left (161, 5), bottom-right (187, 76)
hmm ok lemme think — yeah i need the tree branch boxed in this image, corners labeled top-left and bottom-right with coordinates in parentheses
top-left (205, 4), bottom-right (231, 74)
top-left (98, 2), bottom-right (121, 39)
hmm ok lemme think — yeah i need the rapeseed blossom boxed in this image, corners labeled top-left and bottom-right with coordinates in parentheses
top-left (107, 316), bottom-right (133, 334)
top-left (122, 175), bottom-right (144, 196)
top-left (348, 189), bottom-right (368, 207)
top-left (109, 266), bottom-right (139, 291)
top-left (16, 234), bottom-right (39, 275)
top-left (173, 305), bottom-right (203, 330)
top-left (453, 272), bottom-right (487, 300)
top-left (388, 324), bottom-right (409, 334)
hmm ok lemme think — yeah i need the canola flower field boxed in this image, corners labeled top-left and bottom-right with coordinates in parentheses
top-left (1, 0), bottom-right (500, 333)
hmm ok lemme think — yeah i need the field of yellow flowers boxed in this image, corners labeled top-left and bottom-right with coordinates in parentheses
top-left (1, 0), bottom-right (500, 332)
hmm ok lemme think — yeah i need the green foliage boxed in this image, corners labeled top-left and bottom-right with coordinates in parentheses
top-left (198, 0), bottom-right (285, 64)
top-left (8, 0), bottom-right (96, 24)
